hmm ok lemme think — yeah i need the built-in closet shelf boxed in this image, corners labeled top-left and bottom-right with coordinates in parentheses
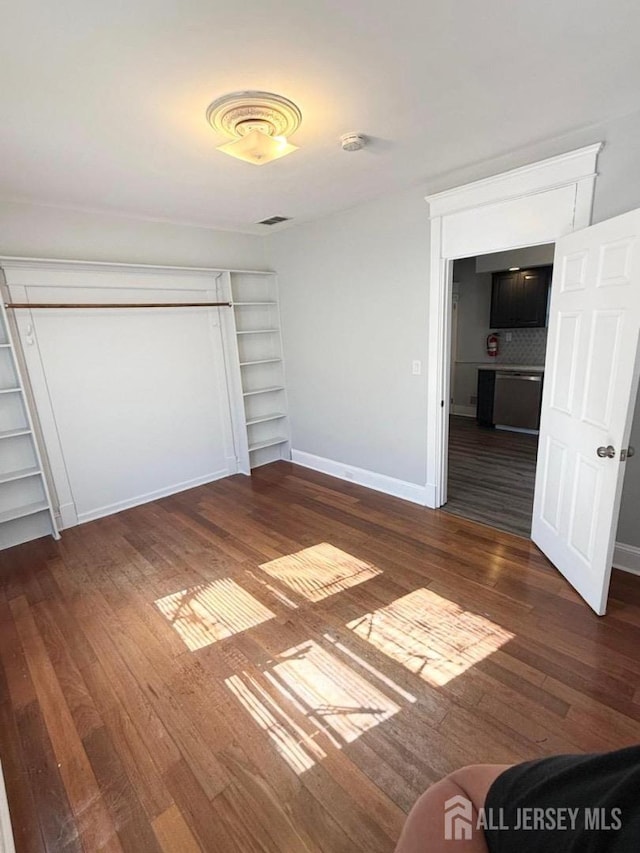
top-left (236, 329), bottom-right (279, 335)
top-left (246, 412), bottom-right (287, 426)
top-left (229, 270), bottom-right (290, 472)
top-left (0, 428), bottom-right (32, 440)
top-left (242, 386), bottom-right (285, 397)
top-left (0, 466), bottom-right (41, 485)
top-left (0, 294), bottom-right (59, 549)
top-left (248, 436), bottom-right (289, 453)
top-left (0, 501), bottom-right (51, 525)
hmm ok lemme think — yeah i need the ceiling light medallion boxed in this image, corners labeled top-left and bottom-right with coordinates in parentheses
top-left (206, 91), bottom-right (302, 165)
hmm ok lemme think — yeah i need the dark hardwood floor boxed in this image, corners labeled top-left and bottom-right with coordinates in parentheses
top-left (445, 415), bottom-right (539, 537)
top-left (1, 461), bottom-right (640, 852)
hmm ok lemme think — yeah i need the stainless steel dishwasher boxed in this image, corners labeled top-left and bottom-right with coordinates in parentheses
top-left (493, 371), bottom-right (543, 431)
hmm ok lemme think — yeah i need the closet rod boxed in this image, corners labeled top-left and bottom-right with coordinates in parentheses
top-left (4, 301), bottom-right (233, 309)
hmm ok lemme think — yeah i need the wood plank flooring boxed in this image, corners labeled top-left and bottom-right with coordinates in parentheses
top-left (445, 415), bottom-right (538, 537)
top-left (1, 461), bottom-right (640, 851)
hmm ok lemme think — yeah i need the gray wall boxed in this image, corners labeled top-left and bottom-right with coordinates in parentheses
top-left (268, 107), bottom-right (640, 546)
top-left (452, 258), bottom-right (493, 413)
top-left (453, 258), bottom-right (493, 365)
top-left (0, 200), bottom-right (267, 270)
top-left (270, 188), bottom-right (430, 484)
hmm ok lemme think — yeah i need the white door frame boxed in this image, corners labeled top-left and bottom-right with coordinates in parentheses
top-left (424, 144), bottom-right (602, 508)
top-left (449, 292), bottom-right (459, 414)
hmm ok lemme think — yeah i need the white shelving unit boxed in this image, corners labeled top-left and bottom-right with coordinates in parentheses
top-left (224, 272), bottom-right (291, 471)
top-left (0, 297), bottom-right (58, 550)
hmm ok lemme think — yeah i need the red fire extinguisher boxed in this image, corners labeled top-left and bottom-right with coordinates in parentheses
top-left (487, 333), bottom-right (499, 358)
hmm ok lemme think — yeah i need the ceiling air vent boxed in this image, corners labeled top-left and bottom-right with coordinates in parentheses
top-left (257, 215), bottom-right (290, 226)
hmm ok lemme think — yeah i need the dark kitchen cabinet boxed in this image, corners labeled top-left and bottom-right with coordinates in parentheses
top-left (490, 266), bottom-right (552, 329)
top-left (476, 369), bottom-right (496, 427)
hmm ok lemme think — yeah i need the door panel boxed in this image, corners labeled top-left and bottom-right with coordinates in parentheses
top-left (549, 312), bottom-right (580, 413)
top-left (582, 311), bottom-right (622, 427)
top-left (560, 252), bottom-right (588, 292)
top-left (540, 437), bottom-right (566, 531)
top-left (568, 455), bottom-right (600, 560)
top-left (532, 208), bottom-right (640, 615)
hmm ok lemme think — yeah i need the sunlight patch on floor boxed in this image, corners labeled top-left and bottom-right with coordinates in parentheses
top-left (225, 639), bottom-right (400, 773)
top-left (347, 588), bottom-right (513, 686)
top-left (259, 543), bottom-right (381, 602)
top-left (155, 578), bottom-right (275, 651)
top-left (322, 632), bottom-right (417, 703)
top-left (245, 568), bottom-right (300, 610)
top-left (226, 672), bottom-right (324, 774)
top-left (266, 639), bottom-right (400, 745)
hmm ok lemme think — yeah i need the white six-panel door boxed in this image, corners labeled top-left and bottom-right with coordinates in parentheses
top-left (532, 209), bottom-right (640, 615)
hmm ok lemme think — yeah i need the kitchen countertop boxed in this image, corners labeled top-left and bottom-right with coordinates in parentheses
top-left (477, 364), bottom-right (544, 372)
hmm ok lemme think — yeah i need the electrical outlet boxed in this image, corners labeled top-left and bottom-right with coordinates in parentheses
top-left (506, 332), bottom-right (513, 342)
top-left (412, 360), bottom-right (422, 375)
top-left (470, 395), bottom-right (478, 405)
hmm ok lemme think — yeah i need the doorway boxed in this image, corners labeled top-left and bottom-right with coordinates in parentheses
top-left (443, 246), bottom-right (554, 537)
top-left (427, 159), bottom-right (640, 615)
top-left (423, 145), bottom-right (640, 616)
top-left (424, 144), bottom-right (601, 510)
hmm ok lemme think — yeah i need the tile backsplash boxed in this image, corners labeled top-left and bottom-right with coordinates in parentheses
top-left (495, 327), bottom-right (547, 365)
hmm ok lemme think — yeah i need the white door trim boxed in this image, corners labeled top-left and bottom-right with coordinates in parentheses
top-left (424, 144), bottom-right (602, 508)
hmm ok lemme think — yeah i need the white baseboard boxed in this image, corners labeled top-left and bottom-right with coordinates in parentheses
top-left (56, 501), bottom-right (78, 530)
top-left (75, 467), bottom-right (233, 525)
top-left (0, 763), bottom-right (15, 853)
top-left (451, 405), bottom-right (476, 418)
top-left (495, 425), bottom-right (539, 436)
top-left (291, 449), bottom-right (430, 506)
top-left (613, 542), bottom-right (640, 576)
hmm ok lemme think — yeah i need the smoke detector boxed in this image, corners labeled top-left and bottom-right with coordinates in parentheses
top-left (340, 133), bottom-right (367, 152)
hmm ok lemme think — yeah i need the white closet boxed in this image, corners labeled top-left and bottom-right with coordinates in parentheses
top-left (0, 259), bottom-right (290, 550)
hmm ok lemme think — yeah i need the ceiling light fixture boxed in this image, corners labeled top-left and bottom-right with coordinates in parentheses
top-left (206, 91), bottom-right (302, 166)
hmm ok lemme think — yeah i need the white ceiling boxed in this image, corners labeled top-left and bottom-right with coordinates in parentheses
top-left (2, 0), bottom-right (639, 234)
